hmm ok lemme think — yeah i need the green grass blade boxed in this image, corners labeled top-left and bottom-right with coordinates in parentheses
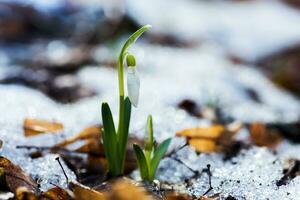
top-left (119, 97), bottom-right (131, 171)
top-left (101, 102), bottom-right (118, 176)
top-left (149, 138), bottom-right (171, 181)
top-left (145, 115), bottom-right (153, 151)
top-left (133, 144), bottom-right (149, 181)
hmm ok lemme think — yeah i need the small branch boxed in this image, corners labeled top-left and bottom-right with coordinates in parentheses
top-left (16, 145), bottom-right (50, 150)
top-left (170, 156), bottom-right (198, 175)
top-left (55, 157), bottom-right (69, 184)
top-left (166, 142), bottom-right (189, 157)
top-left (202, 164), bottom-right (213, 196)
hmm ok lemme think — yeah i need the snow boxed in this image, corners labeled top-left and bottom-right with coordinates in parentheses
top-left (127, 0), bottom-right (300, 61)
top-left (0, 42), bottom-right (300, 194)
top-left (0, 0), bottom-right (300, 197)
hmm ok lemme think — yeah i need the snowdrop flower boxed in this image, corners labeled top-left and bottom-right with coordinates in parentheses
top-left (127, 54), bottom-right (140, 107)
top-left (127, 66), bottom-right (140, 107)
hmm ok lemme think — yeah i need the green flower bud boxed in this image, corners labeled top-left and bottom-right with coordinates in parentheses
top-left (126, 54), bottom-right (136, 67)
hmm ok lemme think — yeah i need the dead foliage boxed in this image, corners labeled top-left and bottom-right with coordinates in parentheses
top-left (0, 157), bottom-right (38, 194)
top-left (249, 122), bottom-right (282, 148)
top-left (276, 159), bottom-right (300, 186)
top-left (24, 119), bottom-right (63, 137)
top-left (176, 122), bottom-right (243, 153)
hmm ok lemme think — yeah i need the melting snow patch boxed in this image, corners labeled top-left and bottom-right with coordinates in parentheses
top-left (0, 43), bottom-right (300, 195)
top-left (127, 0), bottom-right (300, 61)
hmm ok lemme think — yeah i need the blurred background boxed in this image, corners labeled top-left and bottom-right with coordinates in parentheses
top-left (0, 0), bottom-right (299, 104)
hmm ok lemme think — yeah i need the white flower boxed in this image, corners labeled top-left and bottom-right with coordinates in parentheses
top-left (127, 66), bottom-right (140, 107)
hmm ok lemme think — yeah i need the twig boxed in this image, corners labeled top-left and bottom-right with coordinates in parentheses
top-left (55, 157), bottom-right (69, 184)
top-left (170, 156), bottom-right (198, 175)
top-left (16, 145), bottom-right (50, 150)
top-left (202, 164), bottom-right (213, 196)
top-left (165, 142), bottom-right (189, 157)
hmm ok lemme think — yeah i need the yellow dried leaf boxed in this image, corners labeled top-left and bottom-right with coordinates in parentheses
top-left (24, 119), bottom-right (63, 137)
top-left (55, 126), bottom-right (101, 148)
top-left (70, 182), bottom-right (105, 200)
top-left (41, 186), bottom-right (73, 200)
top-left (165, 192), bottom-right (191, 200)
top-left (16, 187), bottom-right (37, 200)
top-left (176, 125), bottom-right (225, 139)
top-left (176, 122), bottom-right (243, 153)
top-left (188, 139), bottom-right (217, 153)
top-left (108, 180), bottom-right (152, 200)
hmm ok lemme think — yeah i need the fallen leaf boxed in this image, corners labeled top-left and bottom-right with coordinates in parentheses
top-left (176, 125), bottom-right (224, 139)
top-left (250, 122), bottom-right (282, 148)
top-left (15, 187), bottom-right (37, 200)
top-left (199, 197), bottom-right (215, 200)
top-left (108, 180), bottom-right (152, 200)
top-left (24, 119), bottom-right (63, 137)
top-left (54, 126), bottom-right (101, 149)
top-left (276, 159), bottom-right (300, 186)
top-left (75, 139), bottom-right (104, 156)
top-left (165, 192), bottom-right (192, 200)
top-left (0, 157), bottom-right (38, 193)
top-left (41, 186), bottom-right (74, 200)
top-left (188, 139), bottom-right (217, 153)
top-left (70, 182), bottom-right (105, 200)
top-left (176, 122), bottom-right (243, 153)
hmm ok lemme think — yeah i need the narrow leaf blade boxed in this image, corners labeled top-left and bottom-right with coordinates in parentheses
top-left (133, 144), bottom-right (149, 181)
top-left (145, 115), bottom-right (153, 151)
top-left (119, 97), bottom-right (131, 171)
top-left (150, 138), bottom-right (172, 180)
top-left (101, 102), bottom-right (118, 175)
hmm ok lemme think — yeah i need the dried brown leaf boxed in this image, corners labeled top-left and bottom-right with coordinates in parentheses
top-left (108, 180), bottom-right (152, 200)
top-left (250, 122), bottom-right (282, 148)
top-left (24, 119), bottom-right (63, 137)
top-left (188, 139), bottom-right (217, 153)
top-left (176, 125), bottom-right (225, 139)
top-left (15, 187), bottom-right (37, 200)
top-left (165, 192), bottom-right (192, 200)
top-left (55, 126), bottom-right (101, 148)
top-left (0, 157), bottom-right (38, 193)
top-left (70, 182), bottom-right (105, 200)
top-left (40, 187), bottom-right (73, 200)
top-left (176, 122), bottom-right (243, 153)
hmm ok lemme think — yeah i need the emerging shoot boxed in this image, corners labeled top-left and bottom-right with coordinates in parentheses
top-left (101, 25), bottom-right (151, 177)
top-left (133, 115), bottom-right (171, 182)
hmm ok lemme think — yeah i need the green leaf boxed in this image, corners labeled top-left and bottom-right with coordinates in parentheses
top-left (133, 144), bottom-right (149, 181)
top-left (119, 25), bottom-right (151, 62)
top-left (101, 102), bottom-right (118, 176)
top-left (149, 138), bottom-right (171, 181)
top-left (119, 97), bottom-right (131, 170)
top-left (145, 115), bottom-right (153, 152)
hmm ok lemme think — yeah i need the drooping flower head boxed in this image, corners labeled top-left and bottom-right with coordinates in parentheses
top-left (126, 54), bottom-right (140, 107)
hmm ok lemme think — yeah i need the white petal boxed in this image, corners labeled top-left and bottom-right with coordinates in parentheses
top-left (127, 67), bottom-right (140, 107)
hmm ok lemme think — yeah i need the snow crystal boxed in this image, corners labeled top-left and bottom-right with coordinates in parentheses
top-left (187, 147), bottom-right (286, 200)
top-left (127, 0), bottom-right (300, 61)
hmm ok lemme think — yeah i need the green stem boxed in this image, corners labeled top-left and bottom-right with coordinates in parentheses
top-left (116, 25), bottom-right (151, 175)
top-left (117, 53), bottom-right (125, 174)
